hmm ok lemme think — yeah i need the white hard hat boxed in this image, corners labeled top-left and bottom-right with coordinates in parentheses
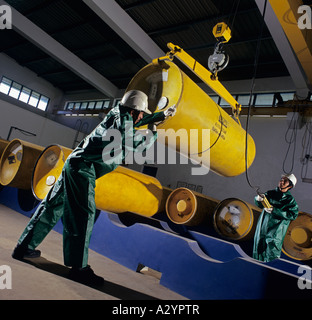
top-left (120, 90), bottom-right (151, 114)
top-left (282, 173), bottom-right (297, 187)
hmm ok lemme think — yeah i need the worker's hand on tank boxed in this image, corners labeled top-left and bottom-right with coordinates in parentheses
top-left (148, 122), bottom-right (157, 132)
top-left (255, 194), bottom-right (264, 202)
top-left (264, 207), bottom-right (273, 213)
top-left (164, 106), bottom-right (176, 118)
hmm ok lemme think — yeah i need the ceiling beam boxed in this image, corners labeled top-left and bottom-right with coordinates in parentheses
top-left (0, 0), bottom-right (118, 97)
top-left (82, 0), bottom-right (164, 63)
top-left (255, 0), bottom-right (311, 98)
top-left (268, 0), bottom-right (312, 90)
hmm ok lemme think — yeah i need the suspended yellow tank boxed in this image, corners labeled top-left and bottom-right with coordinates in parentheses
top-left (126, 59), bottom-right (256, 177)
top-left (213, 198), bottom-right (261, 241)
top-left (0, 139), bottom-right (44, 189)
top-left (32, 145), bottom-right (170, 217)
top-left (282, 212), bottom-right (312, 261)
top-left (165, 187), bottom-right (219, 226)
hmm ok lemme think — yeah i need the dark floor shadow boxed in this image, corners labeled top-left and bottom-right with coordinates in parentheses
top-left (22, 256), bottom-right (159, 300)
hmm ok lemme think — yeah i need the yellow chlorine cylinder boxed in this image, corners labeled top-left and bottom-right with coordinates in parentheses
top-left (126, 60), bottom-right (256, 177)
top-left (213, 198), bottom-right (261, 241)
top-left (282, 212), bottom-right (312, 261)
top-left (32, 145), bottom-right (169, 217)
top-left (165, 187), bottom-right (219, 226)
top-left (94, 166), bottom-right (167, 216)
top-left (32, 144), bottom-right (72, 200)
top-left (0, 139), bottom-right (44, 189)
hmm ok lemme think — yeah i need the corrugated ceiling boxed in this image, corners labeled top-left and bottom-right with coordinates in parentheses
top-left (0, 0), bottom-right (289, 93)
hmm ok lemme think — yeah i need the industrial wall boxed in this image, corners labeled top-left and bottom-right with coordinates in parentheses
top-left (0, 97), bottom-right (77, 148)
top-left (0, 53), bottom-right (63, 112)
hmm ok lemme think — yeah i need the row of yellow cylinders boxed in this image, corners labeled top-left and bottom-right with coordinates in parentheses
top-left (0, 139), bottom-right (259, 240)
top-left (0, 139), bottom-right (311, 261)
top-left (0, 139), bottom-right (167, 215)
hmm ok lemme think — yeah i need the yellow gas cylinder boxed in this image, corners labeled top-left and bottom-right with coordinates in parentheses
top-left (126, 59), bottom-right (256, 177)
top-left (282, 212), bottom-right (312, 261)
top-left (32, 144), bottom-right (72, 200)
top-left (165, 187), bottom-right (219, 226)
top-left (94, 166), bottom-right (170, 216)
top-left (32, 144), bottom-right (170, 217)
top-left (0, 139), bottom-right (44, 189)
top-left (213, 198), bottom-right (261, 241)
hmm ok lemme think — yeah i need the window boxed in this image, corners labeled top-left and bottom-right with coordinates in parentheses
top-left (0, 76), bottom-right (50, 111)
top-left (19, 87), bottom-right (31, 104)
top-left (280, 92), bottom-right (295, 102)
top-left (38, 95), bottom-right (49, 111)
top-left (237, 94), bottom-right (254, 106)
top-left (210, 95), bottom-right (220, 104)
top-left (64, 99), bottom-right (112, 113)
top-left (113, 99), bottom-right (122, 108)
top-left (95, 101), bottom-right (103, 109)
top-left (0, 77), bottom-right (11, 94)
top-left (9, 82), bottom-right (22, 99)
top-left (29, 91), bottom-right (40, 107)
top-left (81, 102), bottom-right (88, 110)
top-left (219, 97), bottom-right (230, 107)
top-left (254, 93), bottom-right (275, 107)
top-left (88, 101), bottom-right (95, 110)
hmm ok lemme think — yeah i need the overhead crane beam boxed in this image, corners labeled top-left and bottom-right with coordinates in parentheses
top-left (268, 0), bottom-right (312, 91)
top-left (255, 0), bottom-right (311, 98)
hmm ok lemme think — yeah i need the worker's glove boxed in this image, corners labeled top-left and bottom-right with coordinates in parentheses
top-left (264, 207), bottom-right (273, 213)
top-left (164, 106), bottom-right (176, 118)
top-left (255, 194), bottom-right (264, 202)
top-left (148, 123), bottom-right (157, 132)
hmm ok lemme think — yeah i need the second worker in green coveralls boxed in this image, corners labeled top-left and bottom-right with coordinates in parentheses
top-left (12, 90), bottom-right (175, 285)
top-left (253, 173), bottom-right (299, 262)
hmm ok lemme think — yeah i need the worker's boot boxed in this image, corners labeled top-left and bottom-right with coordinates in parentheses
top-left (12, 245), bottom-right (41, 260)
top-left (68, 265), bottom-right (104, 286)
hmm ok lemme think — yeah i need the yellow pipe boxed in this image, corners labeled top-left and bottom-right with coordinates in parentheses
top-left (282, 212), bottom-right (312, 261)
top-left (0, 139), bottom-right (44, 189)
top-left (32, 145), bottom-right (170, 217)
top-left (126, 59), bottom-right (256, 177)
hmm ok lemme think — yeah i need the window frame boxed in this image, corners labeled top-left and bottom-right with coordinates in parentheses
top-left (0, 76), bottom-right (50, 111)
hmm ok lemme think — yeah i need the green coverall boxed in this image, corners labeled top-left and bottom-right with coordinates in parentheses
top-left (252, 187), bottom-right (298, 262)
top-left (17, 105), bottom-right (165, 268)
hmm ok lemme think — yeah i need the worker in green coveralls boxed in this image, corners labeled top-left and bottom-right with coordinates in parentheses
top-left (12, 90), bottom-right (176, 285)
top-left (253, 174), bottom-right (299, 262)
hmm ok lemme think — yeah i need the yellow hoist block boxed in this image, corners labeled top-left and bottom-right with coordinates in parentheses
top-left (212, 22), bottom-right (232, 43)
